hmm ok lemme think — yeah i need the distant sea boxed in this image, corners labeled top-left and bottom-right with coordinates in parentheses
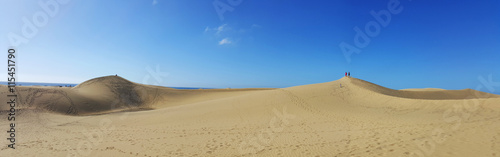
top-left (0, 82), bottom-right (212, 89)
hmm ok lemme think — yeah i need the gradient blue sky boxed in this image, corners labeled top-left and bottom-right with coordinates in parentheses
top-left (1, 0), bottom-right (499, 94)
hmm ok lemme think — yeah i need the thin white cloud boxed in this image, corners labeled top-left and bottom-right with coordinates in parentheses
top-left (205, 24), bottom-right (259, 45)
top-left (204, 24), bottom-right (228, 36)
top-left (219, 38), bottom-right (232, 45)
top-left (152, 0), bottom-right (158, 5)
top-left (216, 24), bottom-right (227, 35)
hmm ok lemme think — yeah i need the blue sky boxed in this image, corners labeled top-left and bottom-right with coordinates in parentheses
top-left (1, 0), bottom-right (499, 94)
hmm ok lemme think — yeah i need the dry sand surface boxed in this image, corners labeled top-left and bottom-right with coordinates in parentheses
top-left (1, 76), bottom-right (499, 156)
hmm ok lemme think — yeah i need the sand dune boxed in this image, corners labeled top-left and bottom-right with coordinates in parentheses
top-left (1, 76), bottom-right (499, 156)
top-left (349, 78), bottom-right (499, 100)
top-left (0, 76), bottom-right (273, 115)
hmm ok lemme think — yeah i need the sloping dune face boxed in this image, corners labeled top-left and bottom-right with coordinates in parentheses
top-left (349, 78), bottom-right (499, 100)
top-left (1, 76), bottom-right (499, 156)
